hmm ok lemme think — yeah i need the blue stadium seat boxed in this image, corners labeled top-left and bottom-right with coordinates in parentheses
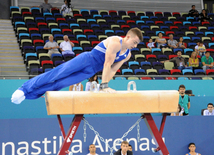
top-left (134, 69), bottom-right (146, 75)
top-left (114, 77), bottom-right (126, 80)
top-left (15, 22), bottom-right (25, 27)
top-left (177, 77), bottom-right (189, 80)
top-left (128, 61), bottom-right (139, 67)
top-left (182, 69), bottom-right (193, 75)
top-left (194, 69), bottom-right (205, 75)
top-left (19, 33), bottom-right (30, 38)
top-left (122, 69), bottom-right (133, 75)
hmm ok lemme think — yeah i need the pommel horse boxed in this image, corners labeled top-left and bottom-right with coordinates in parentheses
top-left (45, 82), bottom-right (179, 155)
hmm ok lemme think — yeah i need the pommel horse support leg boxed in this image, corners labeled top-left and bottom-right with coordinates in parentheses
top-left (45, 87), bottom-right (179, 155)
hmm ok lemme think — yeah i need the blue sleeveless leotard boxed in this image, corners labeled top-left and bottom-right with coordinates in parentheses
top-left (19, 36), bottom-right (130, 99)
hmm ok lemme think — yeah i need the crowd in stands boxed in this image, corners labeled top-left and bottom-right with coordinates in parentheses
top-left (9, 1), bottom-right (214, 80)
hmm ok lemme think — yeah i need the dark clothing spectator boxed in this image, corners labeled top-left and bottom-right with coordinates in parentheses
top-left (32, 0), bottom-right (53, 13)
top-left (189, 5), bottom-right (199, 17)
top-left (114, 149), bottom-right (133, 155)
top-left (199, 9), bottom-right (210, 22)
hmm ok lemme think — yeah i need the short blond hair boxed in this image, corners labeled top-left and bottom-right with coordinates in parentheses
top-left (121, 141), bottom-right (129, 146)
top-left (127, 28), bottom-right (143, 42)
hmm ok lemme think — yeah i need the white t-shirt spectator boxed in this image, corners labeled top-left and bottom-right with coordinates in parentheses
top-left (85, 82), bottom-right (100, 91)
top-left (87, 153), bottom-right (98, 155)
top-left (148, 42), bottom-right (155, 48)
top-left (203, 109), bottom-right (214, 116)
top-left (195, 45), bottom-right (205, 50)
top-left (60, 41), bottom-right (73, 51)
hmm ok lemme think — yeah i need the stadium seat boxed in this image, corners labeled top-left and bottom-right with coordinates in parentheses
top-left (182, 69), bottom-right (193, 75)
top-left (194, 69), bottom-right (205, 75)
top-left (164, 62), bottom-right (174, 70)
top-left (206, 69), bottom-right (214, 75)
top-left (171, 69), bottom-right (182, 75)
top-left (122, 69), bottom-right (133, 75)
top-left (146, 69), bottom-right (158, 75)
top-left (134, 69), bottom-right (146, 75)
top-left (140, 77), bottom-right (152, 80)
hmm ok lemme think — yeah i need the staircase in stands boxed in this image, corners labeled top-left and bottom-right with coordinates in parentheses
top-left (0, 19), bottom-right (28, 79)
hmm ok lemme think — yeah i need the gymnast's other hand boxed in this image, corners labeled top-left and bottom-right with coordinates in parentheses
top-left (101, 87), bottom-right (116, 93)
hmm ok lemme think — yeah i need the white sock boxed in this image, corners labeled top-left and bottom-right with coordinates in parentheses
top-left (11, 90), bottom-right (25, 104)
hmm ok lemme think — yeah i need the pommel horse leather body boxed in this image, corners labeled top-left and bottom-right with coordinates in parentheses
top-left (45, 90), bottom-right (179, 115)
top-left (45, 90), bottom-right (179, 155)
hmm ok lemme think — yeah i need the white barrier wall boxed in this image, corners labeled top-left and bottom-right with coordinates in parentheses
top-left (18, 0), bottom-right (202, 13)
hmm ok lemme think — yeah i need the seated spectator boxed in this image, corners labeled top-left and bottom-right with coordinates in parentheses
top-left (60, 35), bottom-right (75, 56)
top-left (171, 104), bottom-right (184, 116)
top-left (188, 5), bottom-right (199, 18)
top-left (199, 9), bottom-right (210, 22)
top-left (188, 51), bottom-right (199, 70)
top-left (69, 82), bottom-right (83, 91)
top-left (156, 32), bottom-right (168, 49)
top-left (177, 37), bottom-right (186, 49)
top-left (201, 51), bottom-right (214, 72)
top-left (43, 35), bottom-right (60, 56)
top-left (87, 144), bottom-right (98, 155)
top-left (203, 103), bottom-right (214, 116)
top-left (114, 141), bottom-right (133, 155)
top-left (128, 144), bottom-right (133, 152)
top-left (196, 41), bottom-right (206, 56)
top-left (61, 0), bottom-right (73, 17)
top-left (85, 74), bottom-right (100, 91)
top-left (147, 38), bottom-right (155, 51)
top-left (186, 143), bottom-right (201, 155)
top-left (161, 51), bottom-right (187, 70)
top-left (178, 85), bottom-right (190, 116)
top-left (32, 0), bottom-right (54, 13)
top-left (168, 34), bottom-right (178, 49)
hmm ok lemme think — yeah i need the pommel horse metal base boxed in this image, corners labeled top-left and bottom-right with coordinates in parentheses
top-left (45, 89), bottom-right (179, 155)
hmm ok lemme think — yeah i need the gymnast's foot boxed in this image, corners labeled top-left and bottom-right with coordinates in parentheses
top-left (11, 89), bottom-right (25, 104)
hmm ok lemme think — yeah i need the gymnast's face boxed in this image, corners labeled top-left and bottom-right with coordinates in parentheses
top-left (126, 34), bottom-right (140, 49)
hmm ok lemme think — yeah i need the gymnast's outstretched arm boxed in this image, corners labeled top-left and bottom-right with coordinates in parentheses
top-left (101, 38), bottom-right (121, 92)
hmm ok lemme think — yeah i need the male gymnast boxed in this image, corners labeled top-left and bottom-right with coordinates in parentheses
top-left (11, 28), bottom-right (143, 104)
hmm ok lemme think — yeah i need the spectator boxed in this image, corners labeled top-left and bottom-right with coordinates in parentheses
top-left (201, 51), bottom-right (214, 72)
top-left (147, 38), bottom-right (155, 51)
top-left (203, 103), bottom-right (214, 116)
top-left (43, 35), bottom-right (60, 56)
top-left (199, 9), bottom-right (210, 22)
top-left (188, 5), bottom-right (199, 18)
top-left (171, 104), bottom-right (184, 116)
top-left (161, 51), bottom-right (187, 70)
top-left (87, 144), bottom-right (98, 155)
top-left (114, 141), bottom-right (133, 155)
top-left (196, 41), bottom-right (206, 56)
top-left (32, 0), bottom-right (54, 13)
top-left (178, 85), bottom-right (190, 116)
top-left (69, 82), bottom-right (83, 91)
top-left (186, 143), bottom-right (201, 155)
top-left (156, 32), bottom-right (167, 49)
top-left (85, 74), bottom-right (99, 91)
top-left (168, 34), bottom-right (178, 49)
top-left (177, 37), bottom-right (186, 49)
top-left (128, 144), bottom-right (133, 152)
top-left (61, 0), bottom-right (73, 17)
top-left (188, 51), bottom-right (199, 70)
top-left (60, 35), bottom-right (75, 56)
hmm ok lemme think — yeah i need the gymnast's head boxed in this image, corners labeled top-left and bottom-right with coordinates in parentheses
top-left (124, 28), bottom-right (143, 49)
top-left (89, 144), bottom-right (96, 154)
top-left (121, 141), bottom-right (129, 153)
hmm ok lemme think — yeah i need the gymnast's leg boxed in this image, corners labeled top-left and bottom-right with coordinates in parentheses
top-left (11, 52), bottom-right (95, 103)
top-left (24, 70), bottom-right (95, 99)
